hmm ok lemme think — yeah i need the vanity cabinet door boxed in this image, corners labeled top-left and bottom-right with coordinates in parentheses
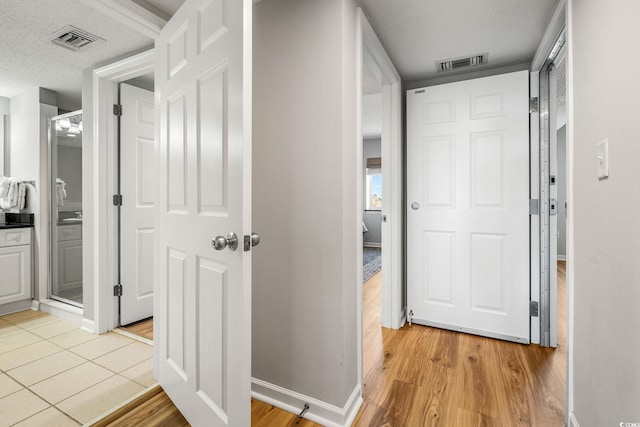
top-left (57, 240), bottom-right (83, 291)
top-left (0, 245), bottom-right (31, 304)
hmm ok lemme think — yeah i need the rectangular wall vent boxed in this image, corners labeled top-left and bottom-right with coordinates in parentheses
top-left (436, 53), bottom-right (488, 72)
top-left (48, 26), bottom-right (104, 52)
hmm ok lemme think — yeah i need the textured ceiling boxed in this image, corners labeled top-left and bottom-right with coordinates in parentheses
top-left (0, 0), bottom-right (153, 110)
top-left (358, 0), bottom-right (560, 82)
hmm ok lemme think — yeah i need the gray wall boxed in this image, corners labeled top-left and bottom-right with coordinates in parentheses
top-left (252, 0), bottom-right (358, 408)
top-left (571, 0), bottom-right (640, 424)
top-left (557, 125), bottom-right (566, 258)
top-left (363, 138), bottom-right (381, 246)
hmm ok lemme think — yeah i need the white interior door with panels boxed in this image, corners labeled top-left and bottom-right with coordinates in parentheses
top-left (407, 71), bottom-right (530, 343)
top-left (120, 83), bottom-right (155, 326)
top-left (156, 0), bottom-right (252, 425)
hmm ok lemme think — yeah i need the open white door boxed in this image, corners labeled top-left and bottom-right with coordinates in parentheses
top-left (155, 1), bottom-right (251, 425)
top-left (407, 71), bottom-right (530, 343)
top-left (120, 83), bottom-right (155, 325)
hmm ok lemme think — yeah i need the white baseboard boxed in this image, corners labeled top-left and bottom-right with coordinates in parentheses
top-left (363, 243), bottom-right (381, 248)
top-left (569, 412), bottom-right (580, 427)
top-left (81, 318), bottom-right (96, 334)
top-left (251, 378), bottom-right (362, 427)
top-left (0, 299), bottom-right (36, 316)
top-left (39, 298), bottom-right (84, 328)
top-left (558, 255), bottom-right (567, 261)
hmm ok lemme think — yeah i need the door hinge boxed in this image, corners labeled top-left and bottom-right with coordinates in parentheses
top-left (529, 199), bottom-right (539, 215)
top-left (114, 284), bottom-right (123, 297)
top-left (113, 104), bottom-right (122, 116)
top-left (550, 198), bottom-right (558, 216)
top-left (530, 301), bottom-right (539, 317)
top-left (529, 97), bottom-right (539, 113)
top-left (113, 194), bottom-right (123, 206)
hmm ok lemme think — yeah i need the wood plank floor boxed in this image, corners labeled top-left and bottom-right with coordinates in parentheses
top-left (121, 317), bottom-right (154, 340)
top-left (101, 263), bottom-right (567, 426)
top-left (353, 264), bottom-right (566, 426)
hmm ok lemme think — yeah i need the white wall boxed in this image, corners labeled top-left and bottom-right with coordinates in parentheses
top-left (570, 0), bottom-right (640, 424)
top-left (363, 138), bottom-right (381, 246)
top-left (81, 67), bottom-right (95, 322)
top-left (8, 88), bottom-right (58, 302)
top-left (252, 0), bottom-right (359, 412)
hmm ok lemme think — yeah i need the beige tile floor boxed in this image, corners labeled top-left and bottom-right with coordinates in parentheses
top-left (0, 310), bottom-right (156, 426)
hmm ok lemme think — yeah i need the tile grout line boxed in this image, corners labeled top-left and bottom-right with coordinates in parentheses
top-left (1, 313), bottom-right (154, 426)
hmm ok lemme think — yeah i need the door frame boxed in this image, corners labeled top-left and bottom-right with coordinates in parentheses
top-left (91, 49), bottom-right (155, 334)
top-left (355, 6), bottom-right (403, 394)
top-left (530, 0), bottom-right (574, 425)
top-left (529, 0), bottom-right (567, 347)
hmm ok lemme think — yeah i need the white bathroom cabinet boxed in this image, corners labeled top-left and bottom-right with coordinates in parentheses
top-left (55, 224), bottom-right (82, 293)
top-left (0, 228), bottom-right (32, 305)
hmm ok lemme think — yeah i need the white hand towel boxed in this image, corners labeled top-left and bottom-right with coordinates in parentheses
top-left (0, 176), bottom-right (10, 206)
top-left (56, 178), bottom-right (67, 207)
top-left (17, 183), bottom-right (27, 210)
top-left (0, 178), bottom-right (21, 209)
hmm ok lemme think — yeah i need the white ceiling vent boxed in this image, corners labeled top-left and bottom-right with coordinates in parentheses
top-left (436, 53), bottom-right (488, 72)
top-left (48, 26), bottom-right (105, 52)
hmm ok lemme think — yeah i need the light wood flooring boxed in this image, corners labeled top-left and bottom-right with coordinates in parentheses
top-left (121, 318), bottom-right (154, 341)
top-left (103, 263), bottom-right (567, 426)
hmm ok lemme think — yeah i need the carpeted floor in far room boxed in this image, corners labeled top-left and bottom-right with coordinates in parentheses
top-left (363, 247), bottom-right (381, 283)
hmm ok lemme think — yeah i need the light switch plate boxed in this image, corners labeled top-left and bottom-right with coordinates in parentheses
top-left (596, 139), bottom-right (609, 179)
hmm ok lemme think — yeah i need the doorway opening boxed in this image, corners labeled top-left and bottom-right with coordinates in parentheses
top-left (362, 63), bottom-right (383, 288)
top-left (539, 28), bottom-right (567, 349)
top-left (91, 50), bottom-right (155, 334)
top-left (116, 74), bottom-right (155, 330)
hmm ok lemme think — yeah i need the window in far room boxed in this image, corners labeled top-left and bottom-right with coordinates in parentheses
top-left (366, 157), bottom-right (382, 210)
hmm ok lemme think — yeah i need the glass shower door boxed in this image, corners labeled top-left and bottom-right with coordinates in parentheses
top-left (50, 111), bottom-right (83, 307)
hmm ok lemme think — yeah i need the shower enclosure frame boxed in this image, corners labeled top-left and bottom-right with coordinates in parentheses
top-left (48, 110), bottom-right (84, 308)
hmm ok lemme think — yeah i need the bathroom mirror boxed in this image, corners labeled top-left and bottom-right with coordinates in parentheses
top-left (49, 111), bottom-right (83, 307)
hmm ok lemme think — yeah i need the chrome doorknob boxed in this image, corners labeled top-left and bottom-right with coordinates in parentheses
top-left (250, 233), bottom-right (260, 247)
top-left (212, 236), bottom-right (227, 250)
top-left (212, 232), bottom-right (239, 251)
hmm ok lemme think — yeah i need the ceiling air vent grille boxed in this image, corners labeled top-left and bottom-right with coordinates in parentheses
top-left (48, 26), bottom-right (104, 52)
top-left (436, 53), bottom-right (488, 72)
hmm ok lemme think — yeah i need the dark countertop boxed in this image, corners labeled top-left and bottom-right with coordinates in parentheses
top-left (0, 223), bottom-right (33, 229)
top-left (1, 213), bottom-right (35, 229)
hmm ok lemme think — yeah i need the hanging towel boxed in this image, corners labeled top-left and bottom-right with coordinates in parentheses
top-left (0, 176), bottom-right (10, 204)
top-left (56, 178), bottom-right (67, 207)
top-left (0, 177), bottom-right (22, 209)
top-left (16, 182), bottom-right (27, 210)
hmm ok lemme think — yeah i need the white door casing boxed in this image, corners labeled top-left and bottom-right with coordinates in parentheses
top-left (120, 83), bottom-right (155, 325)
top-left (155, 0), bottom-right (251, 426)
top-left (407, 71), bottom-right (530, 343)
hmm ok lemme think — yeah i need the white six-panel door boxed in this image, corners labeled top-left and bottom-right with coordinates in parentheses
top-left (407, 71), bottom-right (530, 343)
top-left (156, 0), bottom-right (251, 425)
top-left (120, 83), bottom-right (155, 326)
